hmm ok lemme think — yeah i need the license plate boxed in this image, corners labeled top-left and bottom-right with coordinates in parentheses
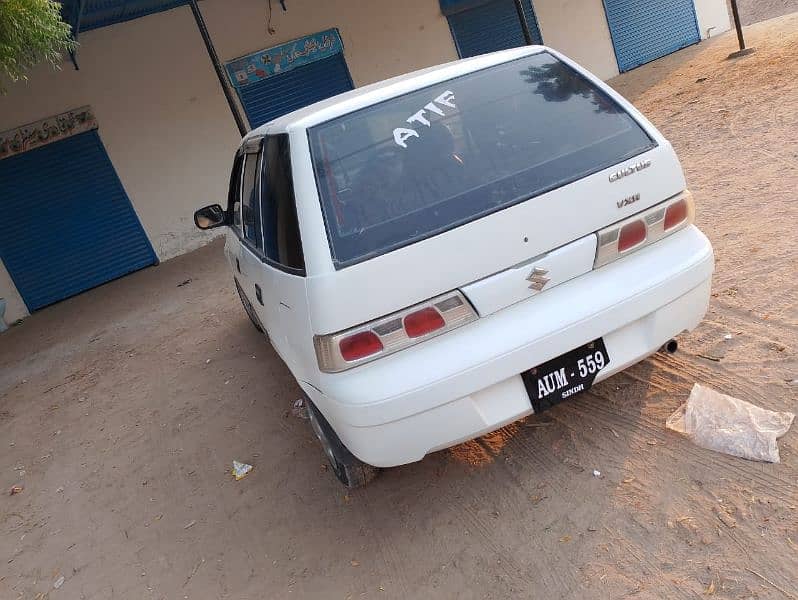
top-left (522, 339), bottom-right (610, 412)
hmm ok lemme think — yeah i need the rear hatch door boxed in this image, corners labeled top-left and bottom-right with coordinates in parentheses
top-left (305, 50), bottom-right (685, 332)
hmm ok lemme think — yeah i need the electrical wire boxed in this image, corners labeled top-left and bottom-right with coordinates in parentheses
top-left (266, 0), bottom-right (276, 35)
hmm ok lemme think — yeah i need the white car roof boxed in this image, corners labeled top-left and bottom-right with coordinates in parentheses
top-left (242, 45), bottom-right (548, 142)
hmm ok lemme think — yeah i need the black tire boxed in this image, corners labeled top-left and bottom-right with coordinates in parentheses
top-left (235, 279), bottom-right (264, 333)
top-left (305, 398), bottom-right (379, 489)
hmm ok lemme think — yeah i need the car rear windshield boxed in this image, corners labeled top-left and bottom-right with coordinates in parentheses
top-left (308, 52), bottom-right (656, 267)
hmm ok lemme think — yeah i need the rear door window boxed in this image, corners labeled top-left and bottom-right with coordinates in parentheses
top-left (228, 154), bottom-right (244, 235)
top-left (241, 151), bottom-right (263, 250)
top-left (308, 51), bottom-right (656, 267)
top-left (261, 134), bottom-right (305, 274)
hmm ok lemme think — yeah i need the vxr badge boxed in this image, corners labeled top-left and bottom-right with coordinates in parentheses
top-left (527, 266), bottom-right (550, 291)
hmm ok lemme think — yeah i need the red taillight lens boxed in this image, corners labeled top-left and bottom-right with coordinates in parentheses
top-left (339, 331), bottom-right (383, 361)
top-left (664, 199), bottom-right (688, 230)
top-left (594, 191), bottom-right (695, 269)
top-left (315, 291), bottom-right (478, 372)
top-left (618, 220), bottom-right (646, 252)
top-left (403, 307), bottom-right (445, 338)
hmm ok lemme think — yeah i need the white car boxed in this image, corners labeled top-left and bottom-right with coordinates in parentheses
top-left (194, 46), bottom-right (714, 488)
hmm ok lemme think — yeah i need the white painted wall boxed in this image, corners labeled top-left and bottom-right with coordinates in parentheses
top-left (0, 262), bottom-right (27, 325)
top-left (534, 0), bottom-right (620, 79)
top-left (200, 0), bottom-right (459, 89)
top-left (0, 8), bottom-right (240, 262)
top-left (0, 0), bottom-right (727, 323)
top-left (0, 0), bottom-right (458, 322)
top-left (0, 6), bottom-right (242, 321)
top-left (694, 0), bottom-right (732, 38)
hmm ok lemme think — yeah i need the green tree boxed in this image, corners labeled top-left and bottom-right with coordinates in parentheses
top-left (0, 0), bottom-right (76, 93)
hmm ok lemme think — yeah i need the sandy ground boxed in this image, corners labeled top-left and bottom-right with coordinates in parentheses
top-left (2, 15), bottom-right (798, 600)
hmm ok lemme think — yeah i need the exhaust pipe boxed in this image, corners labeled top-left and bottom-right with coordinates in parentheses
top-left (661, 339), bottom-right (678, 354)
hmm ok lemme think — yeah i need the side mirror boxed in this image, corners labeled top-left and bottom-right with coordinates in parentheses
top-left (194, 204), bottom-right (227, 230)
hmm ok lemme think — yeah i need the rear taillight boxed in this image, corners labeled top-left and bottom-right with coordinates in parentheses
top-left (617, 220), bottom-right (646, 252)
top-left (339, 331), bottom-right (383, 362)
top-left (594, 191), bottom-right (695, 268)
top-left (314, 291), bottom-right (478, 373)
top-left (664, 198), bottom-right (688, 230)
top-left (404, 307), bottom-right (445, 338)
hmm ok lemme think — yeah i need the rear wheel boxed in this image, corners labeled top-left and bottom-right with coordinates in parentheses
top-left (235, 279), bottom-right (264, 333)
top-left (306, 398), bottom-right (379, 489)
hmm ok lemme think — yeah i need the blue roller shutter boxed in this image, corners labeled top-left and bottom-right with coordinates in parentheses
top-left (446, 0), bottom-right (542, 59)
top-left (61, 0), bottom-right (187, 32)
top-left (603, 0), bottom-right (701, 72)
top-left (237, 54), bottom-right (354, 129)
top-left (0, 130), bottom-right (157, 311)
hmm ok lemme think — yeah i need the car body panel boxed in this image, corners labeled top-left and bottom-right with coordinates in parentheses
top-left (218, 45), bottom-right (714, 469)
top-left (300, 143), bottom-right (685, 335)
top-left (460, 233), bottom-right (598, 316)
top-left (300, 226), bottom-right (713, 467)
top-left (305, 225), bottom-right (712, 427)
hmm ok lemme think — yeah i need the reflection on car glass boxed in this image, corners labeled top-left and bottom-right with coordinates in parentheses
top-left (308, 52), bottom-right (655, 266)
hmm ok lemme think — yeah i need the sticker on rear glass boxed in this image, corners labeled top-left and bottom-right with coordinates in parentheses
top-left (393, 91), bottom-right (456, 149)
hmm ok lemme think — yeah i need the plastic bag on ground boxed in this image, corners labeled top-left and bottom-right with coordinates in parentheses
top-left (666, 383), bottom-right (794, 463)
top-left (232, 460), bottom-right (253, 480)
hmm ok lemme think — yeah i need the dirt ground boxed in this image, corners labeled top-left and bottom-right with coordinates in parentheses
top-left (2, 14), bottom-right (798, 600)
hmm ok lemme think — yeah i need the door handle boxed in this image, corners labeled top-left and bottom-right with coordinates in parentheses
top-left (254, 284), bottom-right (263, 305)
top-left (236, 258), bottom-right (241, 273)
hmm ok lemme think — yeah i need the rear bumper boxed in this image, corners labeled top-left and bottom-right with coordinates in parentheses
top-left (302, 226), bottom-right (714, 467)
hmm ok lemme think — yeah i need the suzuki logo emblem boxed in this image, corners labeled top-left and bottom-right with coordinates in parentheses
top-left (526, 266), bottom-right (550, 291)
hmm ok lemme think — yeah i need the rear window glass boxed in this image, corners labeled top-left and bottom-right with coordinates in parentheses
top-left (309, 52), bottom-right (656, 268)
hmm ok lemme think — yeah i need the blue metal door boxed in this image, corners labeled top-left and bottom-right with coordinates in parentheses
top-left (237, 54), bottom-right (354, 129)
top-left (444, 0), bottom-right (542, 58)
top-left (603, 0), bottom-right (701, 72)
top-left (226, 29), bottom-right (354, 130)
top-left (0, 130), bottom-right (157, 311)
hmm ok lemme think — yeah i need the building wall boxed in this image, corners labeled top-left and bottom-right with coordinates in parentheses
top-left (0, 7), bottom-right (240, 262)
top-left (0, 262), bottom-right (27, 325)
top-left (0, 0), bottom-right (459, 322)
top-left (201, 0), bottom-right (459, 89)
top-left (0, 0), bottom-right (729, 325)
top-left (0, 6), bottom-right (242, 322)
top-left (694, 0), bottom-right (732, 38)
top-left (535, 0), bottom-right (620, 79)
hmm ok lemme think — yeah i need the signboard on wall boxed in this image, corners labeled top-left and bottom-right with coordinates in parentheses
top-left (0, 106), bottom-right (97, 161)
top-left (225, 28), bottom-right (344, 88)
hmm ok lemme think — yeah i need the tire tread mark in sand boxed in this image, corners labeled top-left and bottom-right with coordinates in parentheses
top-left (648, 352), bottom-right (788, 414)
top-left (544, 413), bottom-right (639, 474)
top-left (501, 424), bottom-right (584, 499)
top-left (541, 433), bottom-right (695, 600)
top-left (476, 427), bottom-right (667, 595)
top-left (531, 415), bottom-right (709, 600)
top-left (727, 101), bottom-right (798, 170)
top-left (700, 316), bottom-right (797, 348)
top-left (457, 495), bottom-right (564, 594)
top-left (551, 404), bottom-right (789, 599)
top-left (657, 481), bottom-right (790, 577)
top-left (552, 408), bottom-right (772, 554)
top-left (709, 301), bottom-right (798, 334)
top-left (609, 367), bottom-right (673, 394)
top-left (560, 393), bottom-right (796, 503)
top-left (473, 439), bottom-right (582, 595)
top-left (357, 488), bottom-right (413, 598)
top-left (600, 525), bottom-right (696, 600)
top-left (439, 450), bottom-right (575, 595)
top-left (645, 353), bottom-right (772, 407)
top-left (645, 353), bottom-right (726, 387)
top-left (568, 393), bottom-right (796, 499)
